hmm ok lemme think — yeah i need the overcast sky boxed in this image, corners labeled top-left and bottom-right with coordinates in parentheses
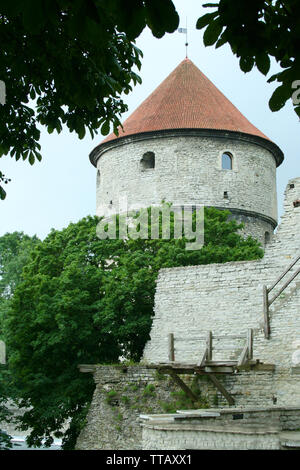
top-left (0, 1), bottom-right (299, 240)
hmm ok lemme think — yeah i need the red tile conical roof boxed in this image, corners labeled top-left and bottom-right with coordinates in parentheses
top-left (102, 58), bottom-right (270, 143)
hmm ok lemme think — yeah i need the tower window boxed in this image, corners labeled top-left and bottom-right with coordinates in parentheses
top-left (222, 152), bottom-right (233, 170)
top-left (265, 231), bottom-right (270, 244)
top-left (96, 170), bottom-right (100, 188)
top-left (223, 191), bottom-right (228, 199)
top-left (140, 151), bottom-right (155, 170)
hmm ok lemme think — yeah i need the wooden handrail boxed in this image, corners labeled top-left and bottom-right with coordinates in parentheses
top-left (269, 267), bottom-right (300, 306)
top-left (267, 254), bottom-right (300, 294)
top-left (263, 253), bottom-right (300, 339)
top-left (168, 330), bottom-right (253, 367)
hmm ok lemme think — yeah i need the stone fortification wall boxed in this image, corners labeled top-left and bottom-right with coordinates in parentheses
top-left (75, 365), bottom-right (205, 450)
top-left (76, 178), bottom-right (299, 450)
top-left (143, 178), bottom-right (300, 407)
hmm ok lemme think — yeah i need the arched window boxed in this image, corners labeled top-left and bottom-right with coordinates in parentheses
top-left (265, 231), bottom-right (270, 245)
top-left (140, 151), bottom-right (155, 171)
top-left (96, 170), bottom-right (100, 188)
top-left (222, 152), bottom-right (233, 170)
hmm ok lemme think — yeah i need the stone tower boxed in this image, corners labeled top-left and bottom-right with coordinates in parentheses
top-left (89, 58), bottom-right (284, 244)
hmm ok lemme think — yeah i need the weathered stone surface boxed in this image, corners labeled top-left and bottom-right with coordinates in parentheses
top-left (143, 178), bottom-right (300, 408)
top-left (95, 133), bottom-right (278, 245)
top-left (141, 406), bottom-right (300, 450)
top-left (76, 365), bottom-right (204, 450)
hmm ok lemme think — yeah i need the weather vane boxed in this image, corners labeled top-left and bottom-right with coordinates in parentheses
top-left (178, 18), bottom-right (188, 58)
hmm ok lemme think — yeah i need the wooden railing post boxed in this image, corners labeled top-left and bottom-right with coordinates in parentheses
top-left (263, 285), bottom-right (270, 339)
top-left (168, 333), bottom-right (175, 362)
top-left (198, 331), bottom-right (212, 367)
top-left (207, 331), bottom-right (212, 361)
top-left (247, 328), bottom-right (253, 360)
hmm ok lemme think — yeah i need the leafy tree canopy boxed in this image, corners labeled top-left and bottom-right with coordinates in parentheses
top-left (0, 0), bottom-right (179, 199)
top-left (197, 0), bottom-right (300, 117)
top-left (3, 208), bottom-right (263, 448)
top-left (0, 231), bottom-right (39, 450)
top-left (0, 231), bottom-right (40, 301)
top-left (0, 375), bottom-right (13, 450)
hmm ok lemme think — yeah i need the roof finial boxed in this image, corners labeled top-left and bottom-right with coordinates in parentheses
top-left (185, 17), bottom-right (188, 59)
top-left (178, 17), bottom-right (188, 59)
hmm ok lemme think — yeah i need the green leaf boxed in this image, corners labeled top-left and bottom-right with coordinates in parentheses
top-left (256, 53), bottom-right (271, 76)
top-left (203, 19), bottom-right (223, 46)
top-left (239, 56), bottom-right (255, 73)
top-left (267, 73), bottom-right (280, 84)
top-left (0, 186), bottom-right (6, 200)
top-left (145, 0), bottom-right (179, 38)
top-left (269, 84), bottom-right (291, 112)
top-left (196, 12), bottom-right (218, 30)
top-left (116, 2), bottom-right (147, 41)
top-left (22, 151), bottom-right (28, 161)
top-left (77, 126), bottom-right (86, 140)
top-left (280, 59), bottom-right (293, 68)
top-left (29, 152), bottom-right (35, 165)
top-left (101, 120), bottom-right (110, 136)
top-left (30, 87), bottom-right (36, 100)
top-left (215, 34), bottom-right (227, 49)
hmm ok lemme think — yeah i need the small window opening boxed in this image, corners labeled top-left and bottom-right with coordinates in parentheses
top-left (290, 183), bottom-right (295, 189)
top-left (223, 191), bottom-right (228, 199)
top-left (265, 231), bottom-right (270, 244)
top-left (140, 151), bottom-right (155, 170)
top-left (96, 170), bottom-right (100, 188)
top-left (222, 152), bottom-right (233, 170)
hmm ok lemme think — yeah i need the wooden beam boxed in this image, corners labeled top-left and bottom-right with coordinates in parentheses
top-left (147, 361), bottom-right (275, 373)
top-left (204, 366), bottom-right (235, 374)
top-left (206, 373), bottom-right (235, 405)
top-left (168, 370), bottom-right (198, 402)
top-left (168, 333), bottom-right (175, 362)
top-left (205, 361), bottom-right (238, 367)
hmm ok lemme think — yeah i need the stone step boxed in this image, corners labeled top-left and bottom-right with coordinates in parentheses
top-left (280, 431), bottom-right (300, 449)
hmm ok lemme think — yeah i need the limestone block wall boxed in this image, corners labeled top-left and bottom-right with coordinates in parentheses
top-left (95, 133), bottom-right (278, 233)
top-left (75, 365), bottom-right (201, 450)
top-left (76, 366), bottom-right (156, 450)
top-left (143, 177), bottom-right (300, 407)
